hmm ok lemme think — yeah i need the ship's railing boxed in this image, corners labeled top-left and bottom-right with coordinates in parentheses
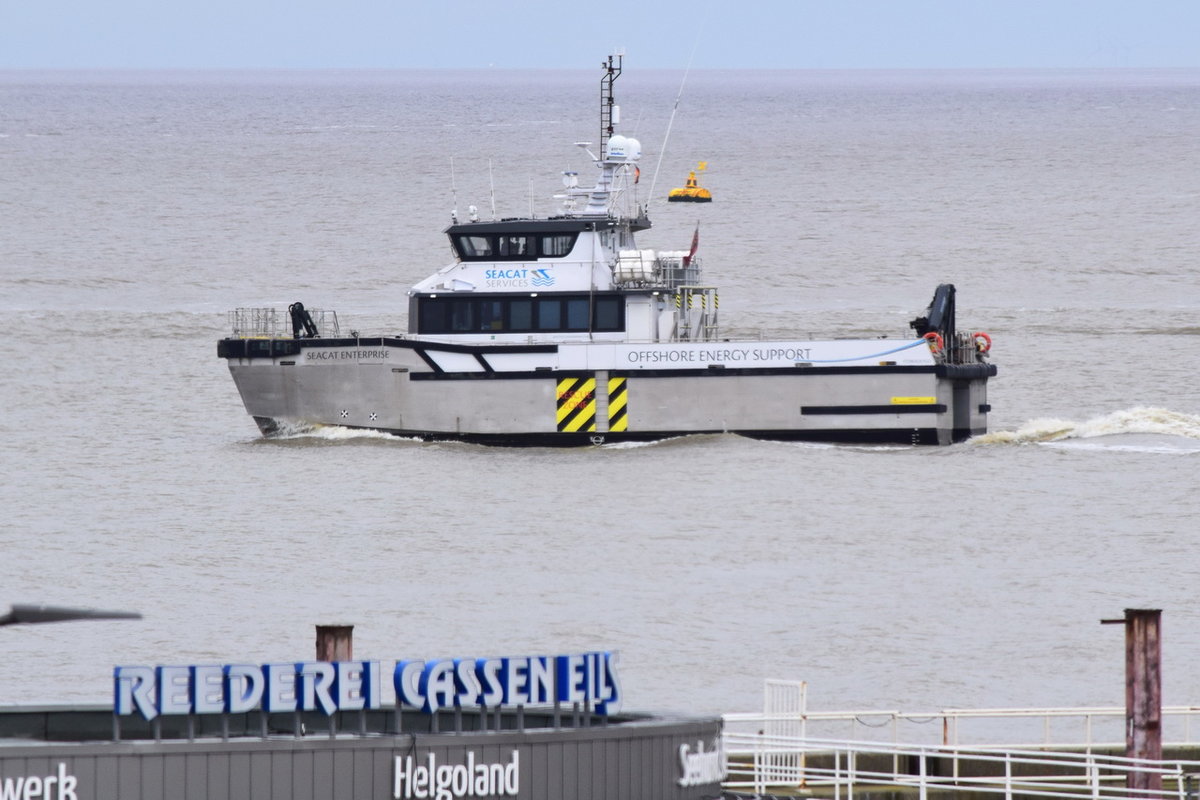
top-left (721, 733), bottom-right (1200, 800)
top-left (947, 331), bottom-right (986, 364)
top-left (672, 285), bottom-right (720, 342)
top-left (660, 253), bottom-right (701, 288)
top-left (228, 307), bottom-right (340, 339)
top-left (613, 249), bottom-right (702, 289)
top-left (724, 704), bottom-right (1200, 751)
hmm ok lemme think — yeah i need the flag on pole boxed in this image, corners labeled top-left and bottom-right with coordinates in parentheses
top-left (683, 223), bottom-right (699, 266)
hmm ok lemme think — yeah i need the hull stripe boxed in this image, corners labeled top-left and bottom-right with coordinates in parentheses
top-left (556, 377), bottom-right (597, 432)
top-left (607, 377), bottom-right (628, 432)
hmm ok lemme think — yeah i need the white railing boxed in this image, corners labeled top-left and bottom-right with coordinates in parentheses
top-left (722, 733), bottom-right (1200, 800)
top-left (724, 681), bottom-right (1200, 751)
top-left (724, 705), bottom-right (1200, 751)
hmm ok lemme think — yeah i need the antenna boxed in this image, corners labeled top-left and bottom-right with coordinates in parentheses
top-left (647, 15), bottom-right (708, 203)
top-left (450, 156), bottom-right (459, 224)
top-left (599, 53), bottom-right (623, 160)
top-left (488, 159), bottom-right (497, 220)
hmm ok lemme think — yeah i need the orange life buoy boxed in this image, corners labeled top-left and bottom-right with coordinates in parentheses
top-left (973, 331), bottom-right (992, 353)
top-left (922, 331), bottom-right (944, 353)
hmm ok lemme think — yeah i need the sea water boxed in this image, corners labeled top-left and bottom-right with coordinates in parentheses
top-left (1, 68), bottom-right (1199, 726)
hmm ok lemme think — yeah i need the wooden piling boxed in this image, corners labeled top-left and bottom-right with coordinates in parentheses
top-left (1102, 608), bottom-right (1162, 793)
top-left (315, 624), bottom-right (353, 661)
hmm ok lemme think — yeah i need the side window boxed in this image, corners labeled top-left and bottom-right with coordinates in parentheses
top-left (540, 234), bottom-right (576, 257)
top-left (593, 297), bottom-right (622, 331)
top-left (448, 299), bottom-right (474, 331)
top-left (479, 300), bottom-right (504, 331)
top-left (565, 298), bottom-right (589, 330)
top-left (535, 299), bottom-right (562, 330)
top-left (509, 299), bottom-right (533, 331)
top-left (419, 299), bottom-right (447, 333)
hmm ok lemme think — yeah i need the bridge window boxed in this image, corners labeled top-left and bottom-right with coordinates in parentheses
top-left (451, 232), bottom-right (579, 261)
top-left (540, 234), bottom-right (575, 256)
top-left (455, 235), bottom-right (494, 258)
top-left (498, 236), bottom-right (529, 256)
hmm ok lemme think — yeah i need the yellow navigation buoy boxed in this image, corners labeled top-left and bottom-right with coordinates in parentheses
top-left (667, 163), bottom-right (712, 202)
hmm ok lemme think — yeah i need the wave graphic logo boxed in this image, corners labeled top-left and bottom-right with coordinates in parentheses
top-left (530, 269), bottom-right (555, 287)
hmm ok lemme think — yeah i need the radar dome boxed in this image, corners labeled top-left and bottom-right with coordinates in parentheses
top-left (607, 135), bottom-right (641, 162)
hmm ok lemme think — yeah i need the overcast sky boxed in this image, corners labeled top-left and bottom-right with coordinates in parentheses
top-left (2, 0), bottom-right (1197, 70)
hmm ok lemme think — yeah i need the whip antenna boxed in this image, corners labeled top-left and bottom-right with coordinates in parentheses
top-left (647, 16), bottom-right (707, 204)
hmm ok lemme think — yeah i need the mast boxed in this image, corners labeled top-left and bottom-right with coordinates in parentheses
top-left (560, 52), bottom-right (641, 219)
top-left (600, 53), bottom-right (622, 161)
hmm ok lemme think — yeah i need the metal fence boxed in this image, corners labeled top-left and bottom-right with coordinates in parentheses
top-left (723, 681), bottom-right (1200, 750)
top-left (722, 733), bottom-right (1200, 800)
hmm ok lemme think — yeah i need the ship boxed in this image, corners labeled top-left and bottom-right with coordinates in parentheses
top-left (217, 54), bottom-right (996, 447)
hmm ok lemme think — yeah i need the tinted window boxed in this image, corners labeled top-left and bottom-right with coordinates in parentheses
top-left (565, 298), bottom-right (590, 330)
top-left (419, 300), bottom-right (447, 333)
top-left (510, 299), bottom-right (533, 330)
top-left (479, 300), bottom-right (504, 331)
top-left (594, 297), bottom-right (621, 331)
top-left (536, 299), bottom-right (562, 330)
top-left (449, 299), bottom-right (474, 331)
top-left (415, 295), bottom-right (623, 335)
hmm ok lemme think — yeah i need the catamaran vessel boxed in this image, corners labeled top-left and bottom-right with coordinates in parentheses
top-left (218, 54), bottom-right (996, 446)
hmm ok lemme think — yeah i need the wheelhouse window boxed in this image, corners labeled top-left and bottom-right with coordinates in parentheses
top-left (455, 235), bottom-right (494, 258)
top-left (414, 294), bottom-right (624, 335)
top-left (450, 231), bottom-right (579, 261)
top-left (540, 234), bottom-right (576, 257)
top-left (498, 235), bottom-right (529, 256)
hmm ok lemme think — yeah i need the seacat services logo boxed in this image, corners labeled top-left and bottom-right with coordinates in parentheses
top-left (530, 269), bottom-right (554, 287)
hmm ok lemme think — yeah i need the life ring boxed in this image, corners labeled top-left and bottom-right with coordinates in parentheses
top-left (973, 331), bottom-right (992, 353)
top-left (922, 331), bottom-right (944, 353)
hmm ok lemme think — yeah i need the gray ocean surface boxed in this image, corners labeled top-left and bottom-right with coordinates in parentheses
top-left (2, 67), bottom-right (1199, 723)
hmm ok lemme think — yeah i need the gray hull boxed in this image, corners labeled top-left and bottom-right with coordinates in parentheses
top-left (220, 337), bottom-right (994, 446)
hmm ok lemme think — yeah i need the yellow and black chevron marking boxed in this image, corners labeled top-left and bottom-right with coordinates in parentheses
top-left (556, 377), bottom-right (597, 432)
top-left (608, 377), bottom-right (628, 432)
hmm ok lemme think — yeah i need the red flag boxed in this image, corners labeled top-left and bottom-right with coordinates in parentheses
top-left (683, 223), bottom-right (699, 266)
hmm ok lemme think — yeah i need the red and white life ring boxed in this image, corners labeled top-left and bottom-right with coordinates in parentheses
top-left (922, 331), bottom-right (944, 353)
top-left (973, 331), bottom-right (992, 353)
